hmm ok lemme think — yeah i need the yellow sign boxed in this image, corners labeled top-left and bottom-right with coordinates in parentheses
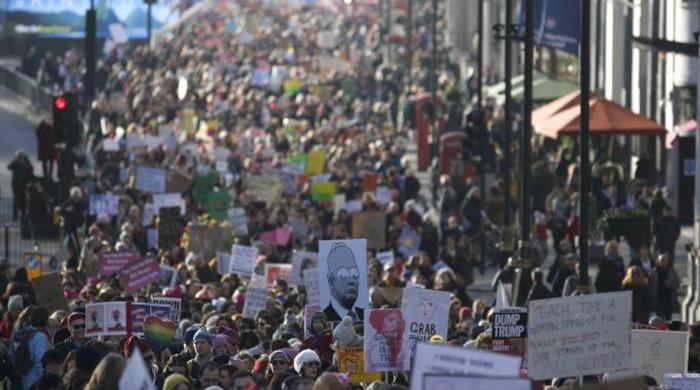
top-left (305, 150), bottom-right (325, 175)
top-left (283, 79), bottom-right (302, 95)
top-left (23, 253), bottom-right (42, 280)
top-left (337, 347), bottom-right (381, 384)
top-left (310, 181), bottom-right (336, 202)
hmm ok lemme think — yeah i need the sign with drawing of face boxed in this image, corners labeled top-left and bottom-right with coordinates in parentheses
top-left (364, 309), bottom-right (410, 372)
top-left (318, 239), bottom-right (368, 322)
top-left (402, 287), bottom-right (450, 354)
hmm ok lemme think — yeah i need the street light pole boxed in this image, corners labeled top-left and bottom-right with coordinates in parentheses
top-left (579, 0), bottom-right (591, 288)
top-left (504, 0), bottom-right (513, 226)
top-left (406, 0), bottom-right (413, 93)
top-left (477, 0), bottom-right (483, 107)
top-left (144, 0), bottom-right (155, 46)
top-left (431, 0), bottom-right (438, 132)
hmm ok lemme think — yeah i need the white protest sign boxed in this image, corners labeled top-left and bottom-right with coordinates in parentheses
top-left (664, 373), bottom-right (700, 390)
top-left (118, 347), bottom-right (155, 390)
top-left (109, 23), bottom-right (128, 44)
top-left (376, 251), bottom-right (394, 266)
top-left (228, 208), bottom-right (249, 236)
top-left (89, 192), bottom-right (119, 216)
top-left (527, 291), bottom-right (632, 380)
top-left (364, 308), bottom-right (410, 371)
top-left (229, 245), bottom-right (258, 277)
top-left (242, 274), bottom-right (268, 319)
top-left (318, 239), bottom-right (368, 322)
top-left (153, 193), bottom-right (185, 214)
top-left (402, 288), bottom-right (450, 355)
top-left (142, 203), bottom-right (156, 225)
top-left (134, 166), bottom-right (167, 194)
top-left (177, 76), bottom-right (188, 101)
top-left (409, 343), bottom-right (522, 389)
top-left (291, 251), bottom-right (319, 286)
top-left (345, 200), bottom-right (363, 213)
top-left (421, 375), bottom-right (530, 390)
top-left (333, 194), bottom-right (346, 217)
top-left (375, 186), bottom-right (392, 205)
top-left (216, 252), bottom-right (230, 276)
top-left (611, 330), bottom-right (688, 384)
top-left (150, 297), bottom-right (182, 326)
top-left (303, 268), bottom-right (320, 306)
top-left (102, 137), bottom-right (119, 151)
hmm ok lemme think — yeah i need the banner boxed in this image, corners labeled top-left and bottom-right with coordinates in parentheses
top-left (527, 291), bottom-right (632, 380)
top-left (664, 374), bottom-right (700, 390)
top-left (337, 347), bottom-right (382, 383)
top-left (409, 343), bottom-right (522, 390)
top-left (242, 274), bottom-right (268, 319)
top-left (421, 375), bottom-right (530, 390)
top-left (134, 166), bottom-right (167, 194)
top-left (352, 211), bottom-right (386, 249)
top-left (318, 239), bottom-right (368, 322)
top-left (519, 0), bottom-right (581, 55)
top-left (364, 309), bottom-right (410, 372)
top-left (229, 245), bottom-right (258, 278)
top-left (153, 193), bottom-right (185, 214)
top-left (99, 250), bottom-right (139, 276)
top-left (119, 255), bottom-right (161, 293)
top-left (402, 288), bottom-right (450, 355)
top-left (611, 330), bottom-right (689, 384)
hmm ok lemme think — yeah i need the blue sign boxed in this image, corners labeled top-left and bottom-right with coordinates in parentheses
top-left (519, 0), bottom-right (581, 55)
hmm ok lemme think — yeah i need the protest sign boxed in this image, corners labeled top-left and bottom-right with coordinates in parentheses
top-left (186, 224), bottom-right (232, 260)
top-left (421, 375), bottom-right (531, 390)
top-left (345, 200), bottom-right (363, 213)
top-left (664, 374), bottom-right (700, 390)
top-left (153, 193), bottom-right (185, 214)
top-left (319, 239), bottom-right (368, 322)
top-left (409, 343), bottom-right (522, 389)
top-left (216, 252), bottom-right (230, 276)
top-left (265, 264), bottom-right (293, 288)
top-left (130, 303), bottom-right (151, 335)
top-left (229, 245), bottom-right (258, 277)
top-left (310, 181), bottom-right (336, 201)
top-left (251, 68), bottom-right (270, 86)
top-left (580, 377), bottom-right (647, 390)
top-left (119, 348), bottom-right (155, 390)
top-left (337, 347), bottom-right (382, 383)
top-left (159, 265), bottom-right (177, 288)
top-left (85, 302), bottom-right (106, 336)
top-left (304, 268), bottom-right (321, 306)
top-left (158, 207), bottom-right (184, 250)
top-left (142, 203), bottom-right (156, 225)
top-left (247, 175), bottom-right (282, 203)
top-left (89, 192), bottom-right (119, 216)
top-left (306, 150), bottom-right (326, 175)
top-left (334, 194), bottom-right (346, 216)
top-left (352, 211), bottom-right (386, 249)
top-left (242, 274), bottom-right (268, 319)
top-left (24, 253), bottom-right (41, 280)
top-left (31, 273), bottom-right (68, 313)
top-left (376, 251), bottom-right (394, 266)
top-left (610, 330), bottom-right (688, 384)
top-left (283, 79), bottom-right (302, 94)
top-left (207, 190), bottom-right (231, 221)
top-left (291, 251), bottom-right (318, 286)
top-left (364, 309), bottom-right (410, 372)
top-left (119, 255), bottom-right (161, 293)
top-left (375, 186), bottom-right (392, 205)
top-left (318, 56), bottom-right (352, 73)
top-left (229, 208), bottom-right (249, 236)
top-left (362, 173), bottom-right (378, 191)
top-left (398, 227), bottom-right (421, 256)
top-left (193, 173), bottom-right (218, 205)
top-left (86, 302), bottom-right (127, 337)
top-left (402, 288), bottom-right (450, 355)
top-left (527, 291), bottom-right (632, 380)
top-left (150, 297), bottom-right (182, 326)
top-left (148, 304), bottom-right (172, 322)
top-left (134, 166), bottom-right (167, 194)
top-left (492, 307), bottom-right (528, 339)
top-left (99, 250), bottom-right (139, 276)
top-left (304, 304), bottom-right (322, 338)
top-left (316, 30), bottom-right (336, 48)
top-left (166, 170), bottom-right (193, 194)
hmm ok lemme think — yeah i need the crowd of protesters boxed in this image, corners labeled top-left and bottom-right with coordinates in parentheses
top-left (0, 0), bottom-right (694, 389)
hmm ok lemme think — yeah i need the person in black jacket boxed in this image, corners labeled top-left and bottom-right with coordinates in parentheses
top-left (8, 150), bottom-right (34, 222)
top-left (526, 268), bottom-right (552, 304)
top-left (552, 253), bottom-right (577, 297)
top-left (654, 206), bottom-right (681, 265)
top-left (60, 187), bottom-right (87, 253)
top-left (595, 256), bottom-right (623, 293)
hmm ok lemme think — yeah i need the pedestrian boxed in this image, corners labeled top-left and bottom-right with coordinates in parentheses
top-left (7, 150), bottom-right (34, 222)
top-left (654, 206), bottom-right (681, 265)
top-left (652, 253), bottom-right (680, 320)
top-left (621, 266), bottom-right (651, 324)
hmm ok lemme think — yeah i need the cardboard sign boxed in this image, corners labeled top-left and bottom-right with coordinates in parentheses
top-left (24, 253), bottom-right (41, 280)
top-left (99, 250), bottom-right (139, 276)
top-left (158, 207), bottom-right (184, 250)
top-left (611, 330), bottom-right (688, 384)
top-left (337, 347), bottom-right (382, 383)
top-left (527, 291), bottom-right (632, 380)
top-left (492, 307), bottom-right (528, 339)
top-left (310, 181), bottom-right (336, 201)
top-left (265, 264), bottom-right (293, 288)
top-left (166, 170), bottom-right (193, 194)
top-left (421, 375), bottom-right (530, 390)
top-left (242, 274), bottom-right (268, 319)
top-left (134, 166), bottom-right (167, 194)
top-left (31, 273), bottom-right (68, 313)
top-left (207, 190), bottom-right (231, 221)
top-left (247, 175), bottom-right (282, 203)
top-left (150, 297), bottom-right (182, 326)
top-left (664, 374), bottom-right (700, 390)
top-left (89, 192), bottom-right (119, 216)
top-left (398, 227), bottom-right (421, 257)
top-left (119, 255), bottom-right (161, 293)
top-left (318, 239), bottom-right (368, 321)
top-left (229, 208), bottom-right (249, 236)
top-left (291, 251), bottom-right (318, 286)
top-left (580, 377), bottom-right (647, 390)
top-left (229, 245), bottom-right (258, 278)
top-left (352, 211), bottom-right (386, 249)
top-left (304, 268), bottom-right (321, 306)
top-left (409, 343), bottom-right (522, 389)
top-left (306, 150), bottom-right (326, 175)
top-left (402, 288), bottom-right (450, 355)
top-left (85, 302), bottom-right (127, 337)
top-left (364, 309), bottom-right (410, 371)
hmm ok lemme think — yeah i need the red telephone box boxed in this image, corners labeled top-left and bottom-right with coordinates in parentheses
top-left (439, 131), bottom-right (466, 175)
top-left (413, 94), bottom-right (444, 171)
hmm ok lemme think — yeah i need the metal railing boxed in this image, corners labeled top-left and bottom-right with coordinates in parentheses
top-left (0, 62), bottom-right (52, 118)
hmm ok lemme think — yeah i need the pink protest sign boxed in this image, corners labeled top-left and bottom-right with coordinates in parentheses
top-left (99, 250), bottom-right (140, 276)
top-left (119, 255), bottom-right (160, 292)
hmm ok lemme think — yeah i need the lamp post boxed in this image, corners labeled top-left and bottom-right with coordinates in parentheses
top-left (84, 0), bottom-right (96, 101)
top-left (579, 0), bottom-right (592, 288)
top-left (144, 0), bottom-right (156, 46)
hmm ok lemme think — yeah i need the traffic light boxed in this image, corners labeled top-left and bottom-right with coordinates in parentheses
top-left (52, 92), bottom-right (80, 146)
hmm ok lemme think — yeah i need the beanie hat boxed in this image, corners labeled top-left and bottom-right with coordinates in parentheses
top-left (8, 295), bottom-right (23, 312)
top-left (194, 328), bottom-right (213, 345)
top-left (204, 387), bottom-right (224, 390)
top-left (184, 325), bottom-right (201, 344)
top-left (269, 349), bottom-right (292, 363)
top-left (332, 316), bottom-right (356, 347)
top-left (212, 334), bottom-right (229, 350)
top-left (430, 335), bottom-right (444, 344)
top-left (293, 349), bottom-right (320, 374)
top-left (67, 312), bottom-right (86, 328)
top-left (458, 307), bottom-right (472, 322)
top-left (163, 373), bottom-right (190, 390)
top-left (75, 345), bottom-right (101, 371)
top-left (124, 335), bottom-right (151, 358)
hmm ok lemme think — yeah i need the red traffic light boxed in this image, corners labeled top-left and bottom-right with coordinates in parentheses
top-left (53, 96), bottom-right (67, 112)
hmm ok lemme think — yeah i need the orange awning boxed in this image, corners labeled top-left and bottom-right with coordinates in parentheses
top-left (533, 91), bottom-right (666, 139)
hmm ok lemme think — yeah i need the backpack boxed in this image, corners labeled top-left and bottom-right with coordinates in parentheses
top-left (13, 327), bottom-right (36, 375)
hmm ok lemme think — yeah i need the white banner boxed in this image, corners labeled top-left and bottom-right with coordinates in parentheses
top-left (229, 245), bottom-right (258, 278)
top-left (611, 330), bottom-right (688, 384)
